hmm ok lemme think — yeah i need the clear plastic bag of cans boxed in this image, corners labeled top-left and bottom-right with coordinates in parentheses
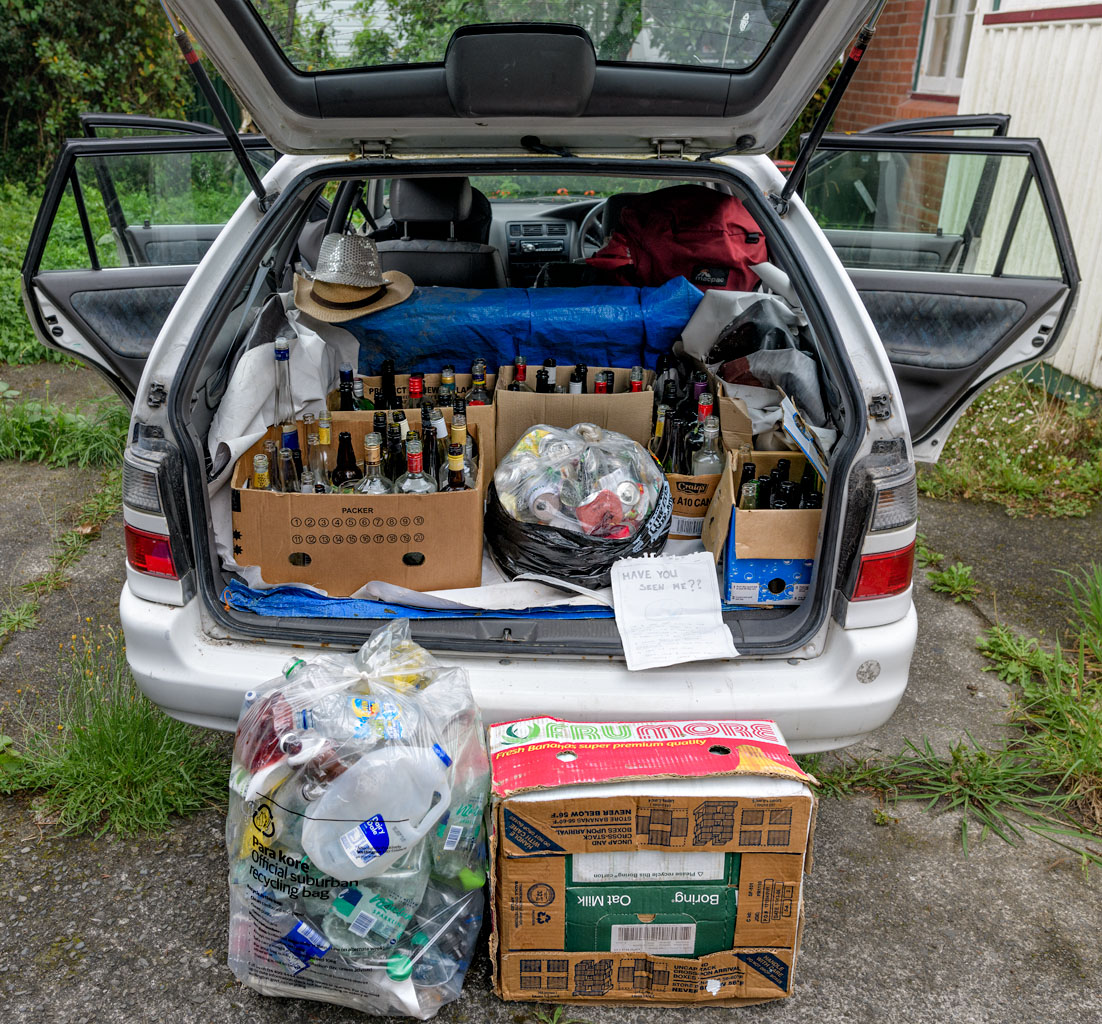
top-left (486, 422), bottom-right (671, 588)
top-left (227, 620), bottom-right (489, 1019)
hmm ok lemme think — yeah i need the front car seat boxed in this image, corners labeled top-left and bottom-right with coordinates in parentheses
top-left (377, 177), bottom-right (506, 288)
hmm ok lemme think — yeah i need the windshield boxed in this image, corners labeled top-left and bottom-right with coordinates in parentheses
top-left (249, 0), bottom-right (797, 73)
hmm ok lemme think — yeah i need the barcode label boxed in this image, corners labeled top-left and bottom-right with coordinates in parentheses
top-left (669, 515), bottom-right (704, 538)
top-left (443, 824), bottom-right (464, 851)
top-left (610, 923), bottom-right (697, 955)
top-left (348, 912), bottom-right (378, 938)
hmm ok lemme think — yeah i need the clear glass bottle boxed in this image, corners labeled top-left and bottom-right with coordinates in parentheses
top-left (466, 359), bottom-right (492, 406)
top-left (736, 460), bottom-right (757, 505)
top-left (251, 453), bottom-right (277, 491)
top-left (306, 432), bottom-right (330, 493)
top-left (278, 447), bottom-right (300, 493)
top-left (430, 409), bottom-right (449, 485)
top-left (630, 365), bottom-right (644, 393)
top-left (682, 392), bottom-right (715, 473)
top-left (263, 439), bottom-right (282, 490)
top-left (280, 420), bottom-right (303, 477)
top-left (299, 469), bottom-right (317, 493)
top-left (273, 336), bottom-right (293, 427)
top-left (510, 355), bottom-right (533, 392)
top-left (440, 443), bottom-right (469, 491)
top-left (331, 431), bottom-right (363, 488)
top-left (393, 437), bottom-right (437, 494)
top-left (338, 362), bottom-right (355, 412)
top-left (692, 416), bottom-right (724, 475)
top-left (355, 432), bottom-right (392, 494)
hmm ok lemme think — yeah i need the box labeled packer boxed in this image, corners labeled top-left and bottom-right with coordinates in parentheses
top-left (489, 717), bottom-right (816, 1007)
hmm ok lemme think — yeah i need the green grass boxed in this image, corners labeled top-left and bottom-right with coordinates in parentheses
top-left (0, 393), bottom-right (128, 466)
top-left (928, 561), bottom-right (981, 603)
top-left (809, 565), bottom-right (1102, 864)
top-left (0, 624), bottom-right (229, 836)
top-left (531, 1007), bottom-right (591, 1024)
top-left (914, 530), bottom-right (945, 569)
top-left (0, 600), bottom-right (38, 641)
top-left (920, 368), bottom-right (1102, 517)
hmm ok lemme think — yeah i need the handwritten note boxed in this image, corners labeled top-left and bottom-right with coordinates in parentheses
top-left (610, 552), bottom-right (739, 671)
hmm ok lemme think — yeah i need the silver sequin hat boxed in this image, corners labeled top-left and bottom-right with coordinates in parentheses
top-left (293, 233), bottom-right (413, 323)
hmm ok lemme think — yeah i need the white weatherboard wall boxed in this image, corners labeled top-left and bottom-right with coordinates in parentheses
top-left (959, 2), bottom-right (1102, 388)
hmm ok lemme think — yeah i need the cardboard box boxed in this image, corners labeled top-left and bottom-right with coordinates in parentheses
top-left (493, 365), bottom-right (656, 456)
top-left (667, 470), bottom-right (722, 541)
top-left (705, 370), bottom-right (755, 453)
top-left (489, 717), bottom-right (817, 1007)
top-left (230, 406), bottom-right (493, 595)
top-left (327, 371), bottom-right (497, 411)
top-left (702, 450), bottom-right (821, 607)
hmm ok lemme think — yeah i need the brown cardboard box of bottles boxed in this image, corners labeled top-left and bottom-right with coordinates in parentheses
top-left (493, 365), bottom-right (657, 456)
top-left (230, 405), bottom-right (494, 595)
top-left (326, 371), bottom-right (496, 411)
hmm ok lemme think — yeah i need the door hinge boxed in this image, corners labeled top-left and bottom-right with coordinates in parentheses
top-left (652, 138), bottom-right (692, 159)
top-left (868, 394), bottom-right (892, 420)
top-left (147, 380), bottom-right (167, 408)
top-left (358, 140), bottom-right (392, 159)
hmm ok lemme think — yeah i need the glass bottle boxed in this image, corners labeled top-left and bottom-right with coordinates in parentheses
top-left (682, 392), bottom-right (715, 473)
top-left (353, 378), bottom-right (373, 411)
top-left (662, 413), bottom-right (686, 475)
top-left (273, 336), bottom-right (293, 427)
top-left (573, 363), bottom-right (588, 394)
top-left (630, 365), bottom-right (644, 393)
top-left (331, 431), bottom-right (363, 488)
top-left (755, 475), bottom-right (773, 509)
top-left (692, 416), bottom-right (724, 475)
top-left (338, 362), bottom-right (355, 412)
top-left (355, 433), bottom-right (392, 494)
top-left (419, 407), bottom-right (437, 484)
top-left (263, 439), bottom-right (282, 491)
top-left (278, 447), bottom-right (300, 493)
top-left (593, 372), bottom-right (610, 394)
top-left (440, 443), bottom-right (469, 491)
top-left (438, 365), bottom-right (456, 407)
top-left (653, 351), bottom-right (678, 400)
top-left (467, 359), bottom-right (491, 406)
top-left (770, 479), bottom-right (801, 510)
top-left (407, 372), bottom-right (426, 410)
top-left (737, 479), bottom-right (759, 511)
top-left (799, 461), bottom-right (821, 502)
top-left (736, 461), bottom-right (757, 506)
top-left (307, 432), bottom-right (330, 493)
top-left (543, 357), bottom-right (557, 390)
top-left (567, 369), bottom-right (584, 395)
top-left (317, 410), bottom-right (333, 484)
top-left (649, 404), bottom-right (668, 464)
top-left (800, 489), bottom-right (823, 510)
top-left (394, 409), bottom-right (409, 440)
top-left (379, 359), bottom-right (399, 410)
top-left (452, 398), bottom-right (478, 460)
top-left (677, 370), bottom-right (709, 420)
top-left (299, 469), bottom-right (317, 493)
top-left (251, 453), bottom-right (277, 491)
top-left (385, 423), bottom-right (405, 482)
top-left (280, 420), bottom-right (303, 478)
top-left (448, 414), bottom-right (478, 488)
top-left (535, 367), bottom-right (551, 393)
top-left (772, 458), bottom-right (791, 483)
top-left (429, 408), bottom-right (450, 481)
top-left (393, 437), bottom-right (437, 494)
top-left (511, 356), bottom-right (533, 392)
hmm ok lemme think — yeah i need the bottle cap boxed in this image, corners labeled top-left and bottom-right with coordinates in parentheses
top-left (386, 954), bottom-right (413, 982)
top-left (459, 866), bottom-right (487, 890)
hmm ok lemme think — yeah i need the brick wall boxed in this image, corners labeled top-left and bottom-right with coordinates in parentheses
top-left (833, 0), bottom-right (960, 133)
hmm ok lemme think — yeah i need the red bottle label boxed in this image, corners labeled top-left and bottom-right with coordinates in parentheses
top-left (407, 451), bottom-right (423, 473)
top-left (630, 380), bottom-right (643, 392)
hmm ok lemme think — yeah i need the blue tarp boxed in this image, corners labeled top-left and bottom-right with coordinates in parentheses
top-left (344, 278), bottom-right (703, 375)
top-left (222, 579), bottom-right (613, 621)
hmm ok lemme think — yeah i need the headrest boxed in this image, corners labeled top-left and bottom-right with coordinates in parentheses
top-left (390, 177), bottom-right (473, 223)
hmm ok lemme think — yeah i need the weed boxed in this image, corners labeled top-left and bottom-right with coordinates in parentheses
top-left (0, 624), bottom-right (229, 835)
top-left (0, 395), bottom-right (128, 467)
top-left (914, 531), bottom-right (944, 569)
top-left (873, 807), bottom-right (899, 827)
top-left (532, 1006), bottom-right (590, 1024)
top-left (928, 562), bottom-right (980, 603)
top-left (0, 600), bottom-right (38, 639)
top-left (919, 367), bottom-right (1102, 517)
top-left (977, 626), bottom-right (1057, 687)
top-left (1060, 564), bottom-right (1102, 665)
top-left (0, 381), bottom-right (21, 400)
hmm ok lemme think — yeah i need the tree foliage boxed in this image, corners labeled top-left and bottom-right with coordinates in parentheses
top-left (0, 0), bottom-right (194, 183)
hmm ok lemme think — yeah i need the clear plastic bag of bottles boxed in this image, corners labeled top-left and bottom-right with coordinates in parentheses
top-left (226, 620), bottom-right (489, 1019)
top-left (486, 422), bottom-right (671, 588)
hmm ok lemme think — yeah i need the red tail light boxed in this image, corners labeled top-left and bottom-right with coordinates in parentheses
top-left (851, 542), bottom-right (914, 601)
top-left (125, 524), bottom-right (179, 579)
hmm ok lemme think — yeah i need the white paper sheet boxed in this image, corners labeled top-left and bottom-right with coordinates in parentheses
top-left (611, 552), bottom-right (738, 671)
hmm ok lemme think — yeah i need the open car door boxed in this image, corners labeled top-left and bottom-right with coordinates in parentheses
top-left (803, 132), bottom-right (1078, 460)
top-left (21, 133), bottom-right (275, 401)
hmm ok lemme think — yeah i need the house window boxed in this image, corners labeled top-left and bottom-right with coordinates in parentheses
top-left (916, 0), bottom-right (978, 96)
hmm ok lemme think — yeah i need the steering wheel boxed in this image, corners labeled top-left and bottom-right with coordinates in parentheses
top-left (571, 198), bottom-right (609, 261)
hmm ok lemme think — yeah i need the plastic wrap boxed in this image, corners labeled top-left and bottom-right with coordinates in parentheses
top-left (485, 423), bottom-right (671, 588)
top-left (227, 621), bottom-right (489, 1019)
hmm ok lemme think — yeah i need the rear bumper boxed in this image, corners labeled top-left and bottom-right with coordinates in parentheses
top-left (121, 585), bottom-right (916, 753)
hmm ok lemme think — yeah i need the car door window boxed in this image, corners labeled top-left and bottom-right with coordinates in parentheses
top-left (801, 134), bottom-right (1076, 455)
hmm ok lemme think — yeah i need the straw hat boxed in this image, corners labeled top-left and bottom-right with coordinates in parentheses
top-left (293, 234), bottom-right (414, 323)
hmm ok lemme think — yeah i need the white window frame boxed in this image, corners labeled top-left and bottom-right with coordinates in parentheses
top-left (916, 0), bottom-right (978, 96)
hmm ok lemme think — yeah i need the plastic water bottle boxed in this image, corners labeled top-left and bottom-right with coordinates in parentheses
top-left (295, 691), bottom-right (408, 744)
top-left (322, 842), bottom-right (430, 960)
top-left (302, 744), bottom-right (452, 880)
top-left (429, 769), bottom-right (490, 889)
